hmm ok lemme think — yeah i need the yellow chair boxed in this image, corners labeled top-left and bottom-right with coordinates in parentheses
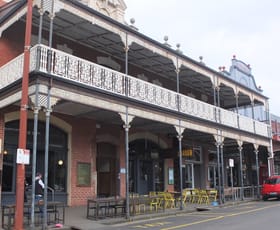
top-left (190, 189), bottom-right (200, 203)
top-left (183, 189), bottom-right (192, 203)
top-left (149, 197), bottom-right (161, 212)
top-left (208, 189), bottom-right (218, 203)
top-left (198, 189), bottom-right (209, 204)
top-left (149, 191), bottom-right (157, 196)
top-left (163, 192), bottom-right (175, 208)
top-left (178, 189), bottom-right (192, 206)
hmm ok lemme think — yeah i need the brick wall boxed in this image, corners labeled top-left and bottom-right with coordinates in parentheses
top-left (119, 129), bottom-right (126, 197)
top-left (69, 117), bottom-right (96, 206)
top-left (0, 22), bottom-right (25, 66)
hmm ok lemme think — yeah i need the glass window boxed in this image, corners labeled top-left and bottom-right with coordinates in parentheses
top-left (3, 120), bottom-right (68, 193)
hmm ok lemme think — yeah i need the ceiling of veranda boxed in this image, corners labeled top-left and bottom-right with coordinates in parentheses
top-left (28, 6), bottom-right (257, 108)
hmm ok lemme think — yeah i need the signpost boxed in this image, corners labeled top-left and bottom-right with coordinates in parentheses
top-left (16, 148), bottom-right (30, 165)
top-left (229, 158), bottom-right (234, 201)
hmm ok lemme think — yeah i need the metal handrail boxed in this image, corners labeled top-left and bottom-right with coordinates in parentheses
top-left (47, 186), bottom-right (55, 202)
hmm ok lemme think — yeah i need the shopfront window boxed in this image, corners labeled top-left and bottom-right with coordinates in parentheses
top-left (2, 120), bottom-right (68, 193)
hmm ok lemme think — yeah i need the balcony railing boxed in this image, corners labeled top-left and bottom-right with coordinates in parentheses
top-left (0, 44), bottom-right (270, 138)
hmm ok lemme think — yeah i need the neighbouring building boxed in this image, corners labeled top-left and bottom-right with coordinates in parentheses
top-left (0, 0), bottom-right (273, 206)
top-left (271, 114), bottom-right (280, 175)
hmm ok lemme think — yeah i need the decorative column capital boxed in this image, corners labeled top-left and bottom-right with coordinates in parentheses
top-left (123, 123), bottom-right (131, 131)
top-left (123, 45), bottom-right (129, 53)
top-left (215, 141), bottom-right (224, 148)
top-left (177, 134), bottom-right (183, 141)
top-left (214, 130), bottom-right (224, 145)
top-left (174, 122), bottom-right (184, 137)
top-left (29, 95), bottom-right (59, 110)
top-left (119, 112), bottom-right (134, 127)
top-left (175, 66), bottom-right (181, 75)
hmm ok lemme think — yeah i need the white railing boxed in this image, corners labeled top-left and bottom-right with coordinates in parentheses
top-left (0, 47), bottom-right (38, 90)
top-left (180, 94), bottom-right (216, 121)
top-left (220, 109), bottom-right (239, 128)
top-left (239, 115), bottom-right (255, 133)
top-left (128, 77), bottom-right (178, 111)
top-left (255, 121), bottom-right (270, 137)
top-left (0, 44), bottom-right (270, 138)
top-left (0, 53), bottom-right (24, 89)
top-left (37, 45), bottom-right (127, 96)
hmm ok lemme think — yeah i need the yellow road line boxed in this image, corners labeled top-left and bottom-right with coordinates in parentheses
top-left (161, 203), bottom-right (280, 230)
top-left (161, 216), bottom-right (224, 230)
top-left (226, 204), bottom-right (280, 217)
top-left (133, 222), bottom-right (171, 229)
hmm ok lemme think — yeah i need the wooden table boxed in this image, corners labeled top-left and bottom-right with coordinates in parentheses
top-left (87, 197), bottom-right (125, 220)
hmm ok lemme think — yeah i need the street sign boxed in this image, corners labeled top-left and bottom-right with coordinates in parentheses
top-left (16, 148), bottom-right (30, 164)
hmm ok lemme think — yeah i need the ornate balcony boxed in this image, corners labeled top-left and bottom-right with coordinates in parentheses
top-left (0, 44), bottom-right (270, 138)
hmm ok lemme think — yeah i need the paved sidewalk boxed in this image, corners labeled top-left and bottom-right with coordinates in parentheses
top-left (0, 199), bottom-right (255, 230)
top-left (62, 202), bottom-right (222, 230)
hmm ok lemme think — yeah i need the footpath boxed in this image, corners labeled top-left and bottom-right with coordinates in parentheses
top-left (60, 199), bottom-right (255, 230)
top-left (0, 199), bottom-right (255, 230)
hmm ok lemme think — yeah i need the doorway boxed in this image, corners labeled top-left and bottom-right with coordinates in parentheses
top-left (183, 163), bottom-right (194, 189)
top-left (208, 164), bottom-right (218, 188)
top-left (96, 142), bottom-right (118, 197)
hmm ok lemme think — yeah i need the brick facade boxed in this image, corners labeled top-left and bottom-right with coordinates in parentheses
top-left (0, 22), bottom-right (24, 66)
top-left (68, 117), bottom-right (97, 206)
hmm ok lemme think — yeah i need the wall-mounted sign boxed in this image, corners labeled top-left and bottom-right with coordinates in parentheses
top-left (77, 162), bottom-right (91, 186)
top-left (168, 168), bottom-right (174, 185)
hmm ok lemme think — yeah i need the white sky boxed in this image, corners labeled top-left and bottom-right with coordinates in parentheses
top-left (124, 0), bottom-right (280, 115)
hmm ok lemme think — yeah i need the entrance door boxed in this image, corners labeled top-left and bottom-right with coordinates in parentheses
top-left (97, 143), bottom-right (118, 197)
top-left (183, 163), bottom-right (194, 189)
top-left (208, 165), bottom-right (218, 188)
top-left (138, 160), bottom-right (153, 194)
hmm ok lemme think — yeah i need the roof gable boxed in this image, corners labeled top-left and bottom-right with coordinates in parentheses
top-left (78, 0), bottom-right (127, 23)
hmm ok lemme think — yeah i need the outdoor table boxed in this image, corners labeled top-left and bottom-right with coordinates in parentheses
top-left (129, 195), bottom-right (149, 215)
top-left (87, 197), bottom-right (125, 220)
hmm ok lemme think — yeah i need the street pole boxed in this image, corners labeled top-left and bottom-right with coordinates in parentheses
top-left (177, 124), bottom-right (183, 210)
top-left (124, 33), bottom-right (130, 219)
top-left (14, 0), bottom-right (33, 229)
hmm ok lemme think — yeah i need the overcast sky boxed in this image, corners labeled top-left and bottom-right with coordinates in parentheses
top-left (124, 0), bottom-right (280, 116)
